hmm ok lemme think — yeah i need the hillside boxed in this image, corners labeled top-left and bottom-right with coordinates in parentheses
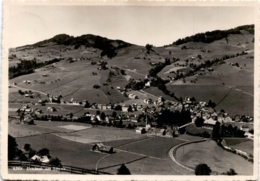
top-left (9, 24), bottom-right (254, 116)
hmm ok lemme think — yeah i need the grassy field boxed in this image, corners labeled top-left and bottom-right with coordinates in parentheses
top-left (224, 138), bottom-right (253, 155)
top-left (215, 89), bottom-right (253, 116)
top-left (10, 120), bottom-right (190, 175)
top-left (166, 85), bottom-right (230, 103)
top-left (15, 134), bottom-right (105, 170)
top-left (117, 137), bottom-right (184, 159)
top-left (166, 84), bottom-right (253, 116)
top-left (175, 140), bottom-right (253, 175)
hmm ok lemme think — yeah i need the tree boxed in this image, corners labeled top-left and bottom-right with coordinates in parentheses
top-left (29, 149), bottom-right (36, 158)
top-left (224, 168), bottom-right (237, 175)
top-left (112, 111), bottom-right (117, 119)
top-left (49, 157), bottom-right (62, 167)
top-left (24, 143), bottom-right (31, 151)
top-left (8, 135), bottom-right (19, 160)
top-left (117, 164), bottom-right (131, 175)
top-left (195, 117), bottom-right (204, 127)
top-left (101, 112), bottom-right (106, 120)
top-left (195, 163), bottom-right (211, 175)
top-left (114, 105), bottom-right (122, 111)
top-left (84, 101), bottom-right (90, 108)
top-left (212, 121), bottom-right (220, 139)
top-left (37, 148), bottom-right (50, 156)
top-left (128, 105), bottom-right (133, 112)
top-left (145, 44), bottom-right (153, 53)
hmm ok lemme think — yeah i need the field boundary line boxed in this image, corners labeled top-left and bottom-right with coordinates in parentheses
top-left (12, 124), bottom-right (94, 138)
top-left (114, 137), bottom-right (153, 148)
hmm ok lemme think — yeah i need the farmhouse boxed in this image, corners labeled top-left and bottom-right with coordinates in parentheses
top-left (204, 118), bottom-right (217, 128)
top-left (47, 107), bottom-right (57, 112)
top-left (135, 127), bottom-right (146, 134)
top-left (23, 80), bottom-right (31, 84)
top-left (31, 155), bottom-right (50, 163)
top-left (122, 105), bottom-right (128, 112)
top-left (92, 143), bottom-right (114, 154)
top-left (129, 94), bottom-right (138, 99)
top-left (240, 125), bottom-right (250, 132)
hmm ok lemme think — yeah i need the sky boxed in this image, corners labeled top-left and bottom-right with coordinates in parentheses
top-left (9, 5), bottom-right (255, 48)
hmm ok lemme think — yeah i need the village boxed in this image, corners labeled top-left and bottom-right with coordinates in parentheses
top-left (12, 81), bottom-right (254, 140)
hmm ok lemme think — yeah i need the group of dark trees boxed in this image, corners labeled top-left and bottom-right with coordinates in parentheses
top-left (194, 116), bottom-right (245, 138)
top-left (36, 115), bottom-right (64, 121)
top-left (32, 34), bottom-right (130, 59)
top-left (156, 109), bottom-right (191, 127)
top-left (9, 58), bottom-right (62, 79)
top-left (214, 123), bottom-right (245, 138)
top-left (173, 25), bottom-right (254, 45)
top-left (148, 58), bottom-right (171, 77)
top-left (173, 51), bottom-right (248, 82)
top-left (125, 79), bottom-right (145, 90)
top-left (145, 44), bottom-right (153, 54)
top-left (195, 163), bottom-right (237, 175)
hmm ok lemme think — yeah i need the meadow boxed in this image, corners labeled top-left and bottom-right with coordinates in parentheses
top-left (175, 140), bottom-right (253, 175)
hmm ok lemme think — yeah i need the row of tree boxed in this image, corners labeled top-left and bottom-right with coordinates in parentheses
top-left (173, 25), bottom-right (253, 45)
top-left (9, 58), bottom-right (62, 79)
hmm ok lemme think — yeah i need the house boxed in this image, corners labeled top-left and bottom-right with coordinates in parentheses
top-left (31, 155), bottom-right (50, 163)
top-left (136, 104), bottom-right (143, 111)
top-left (91, 103), bottom-right (97, 109)
top-left (105, 116), bottom-right (110, 124)
top-left (102, 105), bottom-right (107, 110)
top-left (223, 116), bottom-right (232, 123)
top-left (35, 110), bottom-right (42, 115)
top-left (204, 118), bottom-right (217, 127)
top-left (145, 81), bottom-right (151, 87)
top-left (97, 104), bottom-right (102, 110)
top-left (158, 96), bottom-right (165, 103)
top-left (129, 94), bottom-right (138, 99)
top-left (240, 125), bottom-right (250, 132)
top-left (122, 105), bottom-right (128, 112)
top-left (106, 105), bottom-right (112, 110)
top-left (144, 99), bottom-right (152, 104)
top-left (23, 80), bottom-right (31, 84)
top-left (135, 127), bottom-right (146, 134)
top-left (130, 117), bottom-right (138, 123)
top-left (92, 143), bottom-right (114, 154)
top-left (47, 107), bottom-right (57, 112)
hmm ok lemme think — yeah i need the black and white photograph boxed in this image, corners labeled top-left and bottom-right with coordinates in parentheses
top-left (2, 1), bottom-right (258, 180)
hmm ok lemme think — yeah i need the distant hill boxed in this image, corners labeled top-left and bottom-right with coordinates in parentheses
top-left (172, 24), bottom-right (254, 45)
top-left (24, 34), bottom-right (132, 59)
top-left (9, 24), bottom-right (254, 117)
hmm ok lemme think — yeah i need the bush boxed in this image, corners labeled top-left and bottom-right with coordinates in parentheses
top-left (8, 135), bottom-right (19, 160)
top-left (117, 164), bottom-right (131, 175)
top-left (49, 157), bottom-right (62, 167)
top-left (195, 163), bottom-right (211, 175)
top-left (19, 154), bottom-right (28, 161)
top-left (37, 148), bottom-right (50, 156)
top-left (24, 144), bottom-right (31, 151)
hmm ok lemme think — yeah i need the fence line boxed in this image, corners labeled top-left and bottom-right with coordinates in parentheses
top-left (8, 160), bottom-right (112, 175)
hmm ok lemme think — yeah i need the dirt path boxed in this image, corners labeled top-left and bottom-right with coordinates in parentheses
top-left (168, 139), bottom-right (208, 175)
top-left (11, 84), bottom-right (47, 96)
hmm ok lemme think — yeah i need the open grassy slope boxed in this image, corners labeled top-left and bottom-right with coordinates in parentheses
top-left (9, 26), bottom-right (254, 117)
top-left (175, 140), bottom-right (253, 175)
